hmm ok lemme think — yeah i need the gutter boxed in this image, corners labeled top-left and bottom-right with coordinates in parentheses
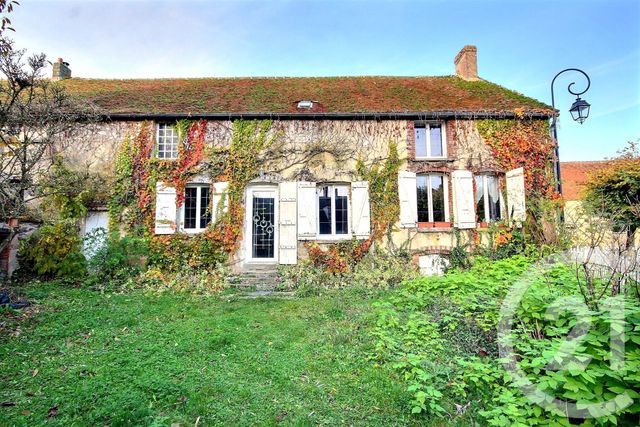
top-left (100, 111), bottom-right (553, 121)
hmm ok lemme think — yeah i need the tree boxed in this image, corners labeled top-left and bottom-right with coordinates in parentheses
top-left (0, 34), bottom-right (99, 257)
top-left (583, 140), bottom-right (640, 246)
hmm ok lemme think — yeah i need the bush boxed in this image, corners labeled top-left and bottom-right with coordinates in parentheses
top-left (18, 220), bottom-right (86, 279)
top-left (371, 256), bottom-right (640, 425)
top-left (279, 249), bottom-right (418, 295)
top-left (84, 230), bottom-right (149, 289)
top-left (148, 234), bottom-right (227, 272)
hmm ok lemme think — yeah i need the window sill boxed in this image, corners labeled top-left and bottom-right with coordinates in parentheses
top-left (182, 228), bottom-right (206, 234)
top-left (315, 234), bottom-right (353, 241)
top-left (413, 157), bottom-right (452, 162)
top-left (416, 222), bottom-right (452, 232)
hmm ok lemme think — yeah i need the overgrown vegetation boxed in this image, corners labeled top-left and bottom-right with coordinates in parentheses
top-left (279, 248), bottom-right (418, 295)
top-left (371, 255), bottom-right (640, 425)
top-left (17, 221), bottom-right (86, 279)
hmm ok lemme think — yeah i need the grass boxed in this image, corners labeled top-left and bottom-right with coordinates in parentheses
top-left (0, 284), bottom-right (412, 426)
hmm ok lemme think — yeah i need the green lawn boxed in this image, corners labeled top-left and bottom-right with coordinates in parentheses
top-left (0, 285), bottom-right (412, 426)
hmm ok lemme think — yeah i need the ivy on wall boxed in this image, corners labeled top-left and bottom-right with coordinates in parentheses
top-left (357, 142), bottom-right (401, 241)
top-left (108, 119), bottom-right (283, 262)
top-left (156, 119), bottom-right (207, 207)
top-left (307, 142), bottom-right (401, 273)
top-left (108, 121), bottom-right (155, 233)
top-left (205, 120), bottom-right (280, 253)
top-left (476, 118), bottom-right (556, 199)
top-left (476, 118), bottom-right (561, 244)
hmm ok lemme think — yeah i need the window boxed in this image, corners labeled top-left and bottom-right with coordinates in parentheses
top-left (183, 185), bottom-right (211, 232)
top-left (414, 122), bottom-right (446, 159)
top-left (475, 174), bottom-right (501, 223)
top-left (417, 173), bottom-right (449, 223)
top-left (317, 184), bottom-right (349, 237)
top-left (156, 123), bottom-right (180, 159)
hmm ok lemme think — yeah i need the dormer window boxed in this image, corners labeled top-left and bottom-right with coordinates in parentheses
top-left (297, 100), bottom-right (314, 110)
top-left (156, 123), bottom-right (179, 159)
top-left (414, 122), bottom-right (446, 159)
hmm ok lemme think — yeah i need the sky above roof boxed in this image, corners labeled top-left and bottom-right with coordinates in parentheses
top-left (8, 0), bottom-right (640, 161)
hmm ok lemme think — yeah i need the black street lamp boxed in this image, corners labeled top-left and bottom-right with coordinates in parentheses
top-left (550, 68), bottom-right (591, 194)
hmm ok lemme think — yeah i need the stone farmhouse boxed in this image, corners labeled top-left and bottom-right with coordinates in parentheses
top-left (2, 46), bottom-right (557, 275)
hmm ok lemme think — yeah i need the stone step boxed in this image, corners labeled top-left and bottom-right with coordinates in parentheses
top-left (228, 268), bottom-right (282, 291)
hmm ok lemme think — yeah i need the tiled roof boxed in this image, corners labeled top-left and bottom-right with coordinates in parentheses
top-left (560, 161), bottom-right (609, 201)
top-left (61, 75), bottom-right (553, 116)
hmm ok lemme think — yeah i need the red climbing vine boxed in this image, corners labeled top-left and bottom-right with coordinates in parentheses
top-left (477, 119), bottom-right (558, 200)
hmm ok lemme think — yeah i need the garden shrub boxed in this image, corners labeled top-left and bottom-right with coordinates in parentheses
top-left (279, 249), bottom-right (418, 295)
top-left (148, 233), bottom-right (227, 272)
top-left (18, 220), bottom-right (86, 279)
top-left (371, 255), bottom-right (640, 425)
top-left (84, 230), bottom-right (150, 289)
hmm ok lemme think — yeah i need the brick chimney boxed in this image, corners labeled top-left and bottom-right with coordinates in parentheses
top-left (52, 58), bottom-right (71, 80)
top-left (454, 46), bottom-right (478, 81)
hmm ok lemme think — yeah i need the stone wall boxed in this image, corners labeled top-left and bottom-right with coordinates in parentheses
top-left (59, 118), bottom-right (515, 258)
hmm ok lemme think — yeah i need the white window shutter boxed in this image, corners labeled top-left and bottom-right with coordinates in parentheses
top-left (279, 181), bottom-right (298, 264)
top-left (451, 170), bottom-right (476, 229)
top-left (297, 181), bottom-right (317, 239)
top-left (155, 182), bottom-right (177, 234)
top-left (212, 182), bottom-right (229, 220)
top-left (351, 181), bottom-right (371, 238)
top-left (398, 171), bottom-right (417, 228)
top-left (506, 167), bottom-right (526, 223)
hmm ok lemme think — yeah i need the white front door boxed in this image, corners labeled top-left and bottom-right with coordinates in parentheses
top-left (245, 186), bottom-right (278, 263)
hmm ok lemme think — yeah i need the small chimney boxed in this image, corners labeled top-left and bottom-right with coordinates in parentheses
top-left (454, 46), bottom-right (478, 81)
top-left (52, 58), bottom-right (71, 80)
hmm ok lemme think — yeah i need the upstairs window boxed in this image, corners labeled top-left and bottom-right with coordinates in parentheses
top-left (414, 122), bottom-right (446, 159)
top-left (184, 185), bottom-right (211, 232)
top-left (157, 123), bottom-right (180, 159)
top-left (475, 174), bottom-right (501, 222)
top-left (317, 184), bottom-right (349, 236)
top-left (417, 173), bottom-right (449, 223)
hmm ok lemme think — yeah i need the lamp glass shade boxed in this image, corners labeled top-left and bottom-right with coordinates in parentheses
top-left (569, 98), bottom-right (590, 124)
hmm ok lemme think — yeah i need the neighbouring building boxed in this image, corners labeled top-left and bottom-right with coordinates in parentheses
top-left (3, 47), bottom-right (559, 275)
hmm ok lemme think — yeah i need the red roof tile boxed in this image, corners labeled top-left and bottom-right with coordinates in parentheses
top-left (560, 161), bottom-right (609, 201)
top-left (61, 75), bottom-right (553, 116)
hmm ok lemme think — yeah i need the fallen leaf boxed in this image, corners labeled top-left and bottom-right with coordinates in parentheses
top-left (31, 369), bottom-right (38, 377)
top-left (47, 406), bottom-right (58, 419)
top-left (21, 410), bottom-right (31, 415)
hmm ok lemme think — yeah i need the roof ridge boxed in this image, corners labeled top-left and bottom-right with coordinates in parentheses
top-left (68, 75), bottom-right (456, 81)
top-left (561, 160), bottom-right (610, 164)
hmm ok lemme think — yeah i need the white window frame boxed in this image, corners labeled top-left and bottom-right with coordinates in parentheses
top-left (414, 121), bottom-right (447, 160)
top-left (475, 174), bottom-right (502, 223)
top-left (181, 184), bottom-right (211, 233)
top-left (156, 123), bottom-right (180, 160)
top-left (416, 173), bottom-right (450, 223)
top-left (316, 184), bottom-right (351, 240)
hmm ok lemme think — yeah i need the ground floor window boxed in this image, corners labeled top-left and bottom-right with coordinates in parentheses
top-left (317, 184), bottom-right (349, 236)
top-left (417, 173), bottom-right (448, 223)
top-left (184, 185), bottom-right (211, 231)
top-left (475, 174), bottom-right (501, 222)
